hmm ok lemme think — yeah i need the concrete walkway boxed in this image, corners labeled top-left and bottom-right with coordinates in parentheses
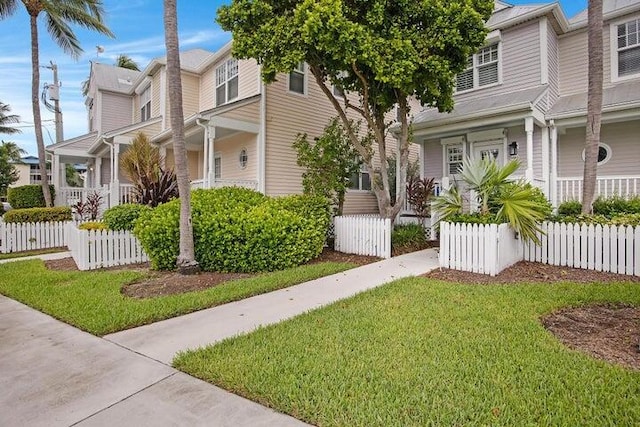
top-left (0, 250), bottom-right (71, 264)
top-left (0, 248), bottom-right (438, 426)
top-left (106, 248), bottom-right (439, 364)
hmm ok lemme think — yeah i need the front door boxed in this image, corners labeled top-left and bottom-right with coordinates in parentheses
top-left (473, 142), bottom-right (504, 166)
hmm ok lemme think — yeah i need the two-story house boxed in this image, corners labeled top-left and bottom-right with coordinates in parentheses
top-left (48, 45), bottom-right (401, 214)
top-left (413, 0), bottom-right (640, 207)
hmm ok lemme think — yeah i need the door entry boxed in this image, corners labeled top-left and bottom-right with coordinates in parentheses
top-left (473, 142), bottom-right (504, 166)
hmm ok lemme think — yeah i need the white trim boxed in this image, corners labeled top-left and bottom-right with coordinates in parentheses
top-left (159, 69), bottom-right (166, 129)
top-left (610, 13), bottom-right (640, 83)
top-left (238, 147), bottom-right (248, 170)
top-left (258, 80), bottom-right (266, 193)
top-left (455, 42), bottom-right (502, 93)
top-left (539, 17), bottom-right (549, 85)
top-left (208, 116), bottom-right (260, 134)
top-left (466, 128), bottom-right (505, 143)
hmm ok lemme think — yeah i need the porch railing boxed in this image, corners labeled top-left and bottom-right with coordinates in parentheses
top-left (557, 176), bottom-right (640, 203)
top-left (119, 184), bottom-right (136, 204)
top-left (56, 186), bottom-right (109, 207)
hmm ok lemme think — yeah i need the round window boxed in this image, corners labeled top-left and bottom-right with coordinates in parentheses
top-left (581, 143), bottom-right (611, 165)
top-left (239, 148), bottom-right (248, 169)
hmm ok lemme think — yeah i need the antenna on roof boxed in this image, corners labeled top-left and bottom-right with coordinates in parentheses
top-left (96, 45), bottom-right (104, 58)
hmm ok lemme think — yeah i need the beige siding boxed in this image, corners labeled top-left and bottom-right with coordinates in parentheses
top-left (342, 192), bottom-right (378, 215)
top-left (100, 92), bottom-right (133, 133)
top-left (120, 121), bottom-right (163, 139)
top-left (165, 148), bottom-right (202, 181)
top-left (455, 20), bottom-right (541, 103)
top-left (533, 126), bottom-right (543, 179)
top-left (238, 59), bottom-right (260, 99)
top-left (218, 100), bottom-right (260, 123)
top-left (213, 133), bottom-right (257, 181)
top-left (557, 121), bottom-right (640, 177)
top-left (547, 22), bottom-right (560, 103)
top-left (182, 73), bottom-right (200, 117)
top-left (423, 139), bottom-right (443, 178)
top-left (151, 72), bottom-right (162, 118)
top-left (11, 164), bottom-right (31, 187)
top-left (200, 65), bottom-right (215, 111)
top-left (100, 158), bottom-right (111, 184)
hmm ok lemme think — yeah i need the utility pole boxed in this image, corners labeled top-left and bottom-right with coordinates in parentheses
top-left (42, 61), bottom-right (64, 143)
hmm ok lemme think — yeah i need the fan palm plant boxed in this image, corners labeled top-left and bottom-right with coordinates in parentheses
top-left (433, 156), bottom-right (551, 243)
top-left (0, 0), bottom-right (113, 207)
top-left (0, 101), bottom-right (21, 135)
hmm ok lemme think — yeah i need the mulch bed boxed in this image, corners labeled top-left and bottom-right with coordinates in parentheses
top-left (423, 261), bottom-right (640, 371)
top-left (43, 248), bottom-right (381, 299)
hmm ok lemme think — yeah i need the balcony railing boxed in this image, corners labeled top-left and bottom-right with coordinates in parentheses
top-left (557, 176), bottom-right (640, 203)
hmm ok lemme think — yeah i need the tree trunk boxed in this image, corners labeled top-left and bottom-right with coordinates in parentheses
top-left (29, 14), bottom-right (53, 207)
top-left (163, 0), bottom-right (199, 274)
top-left (582, 0), bottom-right (603, 214)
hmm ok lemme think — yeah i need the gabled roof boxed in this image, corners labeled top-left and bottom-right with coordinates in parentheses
top-left (46, 131), bottom-right (99, 153)
top-left (569, 0), bottom-right (640, 27)
top-left (153, 48), bottom-right (216, 73)
top-left (412, 86), bottom-right (547, 129)
top-left (487, 2), bottom-right (569, 32)
top-left (90, 62), bottom-right (141, 94)
top-left (547, 80), bottom-right (640, 119)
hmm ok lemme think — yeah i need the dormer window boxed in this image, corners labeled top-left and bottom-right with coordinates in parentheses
top-left (140, 86), bottom-right (151, 121)
top-left (456, 43), bottom-right (500, 92)
top-left (613, 17), bottom-right (640, 80)
top-left (216, 58), bottom-right (239, 106)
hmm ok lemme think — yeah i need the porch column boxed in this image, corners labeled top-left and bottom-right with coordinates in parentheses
top-left (110, 143), bottom-right (120, 207)
top-left (525, 117), bottom-right (534, 183)
top-left (202, 125), bottom-right (209, 188)
top-left (51, 154), bottom-right (61, 205)
top-left (541, 125), bottom-right (550, 197)
top-left (95, 157), bottom-right (102, 187)
top-left (208, 126), bottom-right (216, 187)
top-left (550, 120), bottom-right (558, 207)
top-left (159, 146), bottom-right (166, 169)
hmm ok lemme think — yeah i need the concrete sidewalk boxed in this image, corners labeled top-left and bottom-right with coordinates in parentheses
top-left (106, 248), bottom-right (439, 364)
top-left (0, 296), bottom-right (307, 427)
top-left (0, 250), bottom-right (71, 264)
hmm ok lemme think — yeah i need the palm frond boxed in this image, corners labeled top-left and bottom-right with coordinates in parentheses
top-left (432, 186), bottom-right (463, 222)
top-left (0, 0), bottom-right (18, 19)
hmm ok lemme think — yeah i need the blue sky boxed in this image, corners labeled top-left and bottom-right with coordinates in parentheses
top-left (1, 0), bottom-right (587, 156)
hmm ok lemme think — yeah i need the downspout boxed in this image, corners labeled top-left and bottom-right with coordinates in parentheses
top-left (258, 79), bottom-right (267, 194)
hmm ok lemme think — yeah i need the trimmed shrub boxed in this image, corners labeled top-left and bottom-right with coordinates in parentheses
top-left (392, 224), bottom-right (426, 247)
top-left (103, 203), bottom-right (152, 231)
top-left (3, 207), bottom-right (72, 223)
top-left (7, 185), bottom-right (55, 209)
top-left (557, 200), bottom-right (582, 216)
top-left (593, 196), bottom-right (640, 217)
top-left (610, 213), bottom-right (640, 227)
top-left (78, 221), bottom-right (108, 231)
top-left (134, 188), bottom-right (330, 272)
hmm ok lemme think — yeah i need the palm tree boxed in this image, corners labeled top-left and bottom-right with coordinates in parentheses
top-left (0, 1), bottom-right (113, 207)
top-left (0, 141), bottom-right (26, 197)
top-left (82, 54), bottom-right (140, 96)
top-left (0, 101), bottom-right (21, 135)
top-left (581, 0), bottom-right (603, 214)
top-left (164, 0), bottom-right (199, 274)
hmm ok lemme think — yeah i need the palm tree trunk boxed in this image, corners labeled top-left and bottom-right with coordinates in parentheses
top-left (581, 0), bottom-right (603, 214)
top-left (30, 14), bottom-right (53, 207)
top-left (163, 0), bottom-right (199, 274)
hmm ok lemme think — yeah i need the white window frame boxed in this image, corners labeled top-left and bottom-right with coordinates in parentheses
top-left (348, 162), bottom-right (371, 192)
top-left (455, 42), bottom-right (502, 93)
top-left (140, 85), bottom-right (151, 122)
top-left (581, 142), bottom-right (612, 166)
top-left (441, 136), bottom-right (466, 178)
top-left (216, 58), bottom-right (239, 106)
top-left (610, 14), bottom-right (640, 82)
top-left (214, 155), bottom-right (221, 179)
top-left (238, 148), bottom-right (248, 170)
top-left (288, 62), bottom-right (307, 96)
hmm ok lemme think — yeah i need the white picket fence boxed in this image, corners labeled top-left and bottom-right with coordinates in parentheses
top-left (334, 215), bottom-right (392, 258)
top-left (525, 222), bottom-right (640, 276)
top-left (440, 221), bottom-right (640, 276)
top-left (0, 220), bottom-right (69, 253)
top-left (439, 222), bottom-right (522, 276)
top-left (66, 224), bottom-right (148, 270)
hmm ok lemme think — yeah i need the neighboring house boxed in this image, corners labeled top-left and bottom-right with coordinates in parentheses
top-left (9, 156), bottom-right (51, 187)
top-left (412, 0), bottom-right (640, 207)
top-left (48, 47), bottom-right (415, 214)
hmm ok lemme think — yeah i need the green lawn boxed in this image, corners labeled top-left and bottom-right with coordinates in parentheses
top-left (175, 278), bottom-right (640, 426)
top-left (0, 259), bottom-right (354, 335)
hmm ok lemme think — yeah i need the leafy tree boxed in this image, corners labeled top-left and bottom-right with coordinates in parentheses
top-left (0, 101), bottom-right (20, 135)
top-left (293, 118), bottom-right (360, 216)
top-left (65, 164), bottom-right (84, 187)
top-left (433, 157), bottom-right (552, 243)
top-left (0, 141), bottom-right (26, 197)
top-left (582, 0), bottom-right (603, 214)
top-left (0, 0), bottom-right (113, 207)
top-left (217, 0), bottom-right (493, 221)
top-left (164, 0), bottom-right (198, 274)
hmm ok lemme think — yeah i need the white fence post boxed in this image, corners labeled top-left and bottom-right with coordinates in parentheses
top-left (333, 215), bottom-right (393, 259)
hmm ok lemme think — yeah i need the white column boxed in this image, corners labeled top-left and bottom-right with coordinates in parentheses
top-left (541, 125), bottom-right (550, 197)
top-left (95, 157), bottom-right (102, 187)
top-left (202, 125), bottom-right (209, 188)
top-left (52, 154), bottom-right (60, 189)
top-left (110, 144), bottom-right (120, 207)
top-left (525, 116), bottom-right (534, 183)
top-left (208, 126), bottom-right (216, 187)
top-left (550, 121), bottom-right (558, 208)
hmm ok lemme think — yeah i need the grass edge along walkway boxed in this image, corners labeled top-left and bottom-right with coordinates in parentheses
top-left (0, 259), bottom-right (355, 336)
top-left (174, 277), bottom-right (640, 427)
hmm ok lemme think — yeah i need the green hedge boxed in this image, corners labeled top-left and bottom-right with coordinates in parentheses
top-left (102, 204), bottom-right (152, 231)
top-left (557, 196), bottom-right (640, 218)
top-left (392, 224), bottom-right (427, 247)
top-left (78, 221), bottom-right (108, 231)
top-left (134, 188), bottom-right (330, 272)
top-left (3, 207), bottom-right (72, 223)
top-left (7, 185), bottom-right (55, 209)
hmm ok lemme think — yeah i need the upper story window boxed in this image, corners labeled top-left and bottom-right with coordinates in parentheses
top-left (289, 62), bottom-right (306, 94)
top-left (614, 17), bottom-right (640, 80)
top-left (216, 58), bottom-right (239, 106)
top-left (29, 164), bottom-right (51, 184)
top-left (456, 43), bottom-right (500, 92)
top-left (140, 86), bottom-right (151, 121)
